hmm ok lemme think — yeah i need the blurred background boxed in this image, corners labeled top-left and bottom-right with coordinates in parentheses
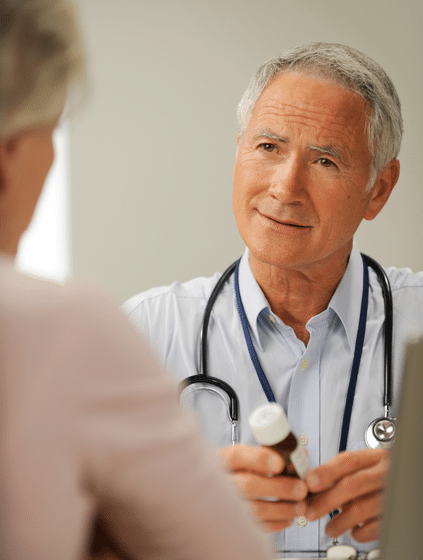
top-left (18, 0), bottom-right (423, 302)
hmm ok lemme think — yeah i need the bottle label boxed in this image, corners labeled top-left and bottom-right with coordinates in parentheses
top-left (290, 443), bottom-right (311, 479)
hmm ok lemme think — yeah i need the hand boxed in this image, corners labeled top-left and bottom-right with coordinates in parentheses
top-left (218, 444), bottom-right (308, 533)
top-left (305, 448), bottom-right (390, 543)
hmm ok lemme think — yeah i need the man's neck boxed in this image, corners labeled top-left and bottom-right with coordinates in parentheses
top-left (249, 248), bottom-right (351, 345)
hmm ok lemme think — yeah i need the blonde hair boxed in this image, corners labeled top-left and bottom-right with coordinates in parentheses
top-left (0, 0), bottom-right (86, 135)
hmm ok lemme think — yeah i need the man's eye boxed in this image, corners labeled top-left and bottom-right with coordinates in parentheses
top-left (319, 157), bottom-right (337, 168)
top-left (259, 143), bottom-right (277, 152)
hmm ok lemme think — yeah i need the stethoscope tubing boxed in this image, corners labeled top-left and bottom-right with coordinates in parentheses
top-left (179, 261), bottom-right (240, 421)
top-left (179, 253), bottom-right (394, 443)
top-left (179, 373), bottom-right (239, 420)
top-left (200, 261), bottom-right (238, 377)
top-left (361, 254), bottom-right (393, 414)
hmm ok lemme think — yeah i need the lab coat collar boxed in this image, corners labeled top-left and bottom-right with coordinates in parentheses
top-left (237, 242), bottom-right (364, 353)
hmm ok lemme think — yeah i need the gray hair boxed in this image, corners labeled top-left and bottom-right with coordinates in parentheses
top-left (0, 0), bottom-right (86, 136)
top-left (237, 42), bottom-right (403, 187)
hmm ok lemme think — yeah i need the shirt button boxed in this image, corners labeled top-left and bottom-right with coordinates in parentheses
top-left (299, 434), bottom-right (308, 446)
top-left (268, 314), bottom-right (276, 324)
top-left (300, 358), bottom-right (309, 370)
top-left (297, 516), bottom-right (307, 527)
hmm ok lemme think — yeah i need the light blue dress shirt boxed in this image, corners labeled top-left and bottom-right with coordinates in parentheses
top-left (124, 242), bottom-right (423, 558)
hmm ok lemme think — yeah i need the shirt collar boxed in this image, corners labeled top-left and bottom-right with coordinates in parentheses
top-left (328, 241), bottom-right (364, 352)
top-left (237, 241), bottom-right (364, 352)
top-left (238, 248), bottom-right (270, 351)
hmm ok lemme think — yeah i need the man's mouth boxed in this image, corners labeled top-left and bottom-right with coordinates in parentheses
top-left (259, 212), bottom-right (309, 228)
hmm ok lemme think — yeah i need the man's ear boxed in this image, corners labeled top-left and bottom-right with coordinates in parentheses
top-left (364, 158), bottom-right (400, 221)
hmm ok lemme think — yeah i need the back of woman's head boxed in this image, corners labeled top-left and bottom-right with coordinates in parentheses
top-left (0, 0), bottom-right (86, 136)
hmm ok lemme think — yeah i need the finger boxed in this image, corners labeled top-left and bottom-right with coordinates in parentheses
top-left (325, 491), bottom-right (384, 540)
top-left (249, 498), bottom-right (306, 524)
top-left (261, 519), bottom-right (294, 534)
top-left (230, 471), bottom-right (308, 502)
top-left (247, 499), bottom-right (306, 533)
top-left (218, 444), bottom-right (284, 475)
top-left (306, 448), bottom-right (389, 493)
top-left (350, 516), bottom-right (382, 543)
top-left (306, 456), bottom-right (389, 520)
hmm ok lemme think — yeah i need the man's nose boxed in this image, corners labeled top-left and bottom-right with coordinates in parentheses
top-left (268, 156), bottom-right (307, 204)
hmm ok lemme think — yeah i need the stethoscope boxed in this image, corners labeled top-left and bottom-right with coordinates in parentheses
top-left (180, 253), bottom-right (396, 451)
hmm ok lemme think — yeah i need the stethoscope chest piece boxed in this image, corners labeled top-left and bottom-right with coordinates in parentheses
top-left (365, 416), bottom-right (396, 449)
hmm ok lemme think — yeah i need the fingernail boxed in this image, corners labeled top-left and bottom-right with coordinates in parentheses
top-left (307, 473), bottom-right (319, 489)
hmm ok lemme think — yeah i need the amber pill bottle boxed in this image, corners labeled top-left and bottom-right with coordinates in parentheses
top-left (249, 402), bottom-right (311, 479)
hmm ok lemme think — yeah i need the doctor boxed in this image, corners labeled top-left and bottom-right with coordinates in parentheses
top-left (124, 43), bottom-right (423, 556)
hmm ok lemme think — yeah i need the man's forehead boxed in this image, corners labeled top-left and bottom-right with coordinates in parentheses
top-left (254, 72), bottom-right (369, 122)
top-left (244, 73), bottom-right (369, 144)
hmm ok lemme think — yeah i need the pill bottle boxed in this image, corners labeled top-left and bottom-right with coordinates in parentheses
top-left (249, 402), bottom-right (311, 479)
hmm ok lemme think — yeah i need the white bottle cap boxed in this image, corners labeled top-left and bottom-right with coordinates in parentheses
top-left (249, 403), bottom-right (290, 445)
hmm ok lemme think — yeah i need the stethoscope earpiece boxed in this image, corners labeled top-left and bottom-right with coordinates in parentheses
top-left (365, 416), bottom-right (396, 449)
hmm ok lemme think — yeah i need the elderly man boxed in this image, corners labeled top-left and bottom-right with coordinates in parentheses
top-left (124, 42), bottom-right (423, 557)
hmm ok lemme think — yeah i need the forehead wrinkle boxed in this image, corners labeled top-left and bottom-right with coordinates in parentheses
top-left (256, 98), bottom-right (362, 121)
top-left (252, 111), bottom-right (358, 145)
top-left (253, 99), bottom-right (364, 137)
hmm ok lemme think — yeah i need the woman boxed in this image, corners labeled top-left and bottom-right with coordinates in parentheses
top-left (0, 2), bottom-right (273, 559)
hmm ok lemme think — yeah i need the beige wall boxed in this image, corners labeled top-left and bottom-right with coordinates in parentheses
top-left (71, 0), bottom-right (423, 302)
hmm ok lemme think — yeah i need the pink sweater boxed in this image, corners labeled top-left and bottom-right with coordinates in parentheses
top-left (0, 258), bottom-right (272, 560)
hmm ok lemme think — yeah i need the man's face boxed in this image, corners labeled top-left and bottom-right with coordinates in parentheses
top-left (233, 72), bottom-right (385, 273)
